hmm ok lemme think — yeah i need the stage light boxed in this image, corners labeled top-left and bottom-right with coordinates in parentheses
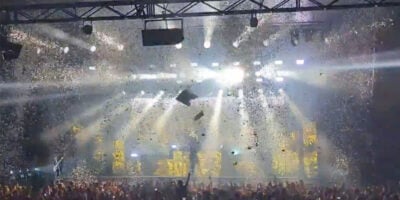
top-left (10, 170), bottom-right (13, 174)
top-left (278, 88), bottom-right (284, 93)
top-left (276, 70), bottom-right (290, 77)
top-left (1, 40), bottom-right (22, 61)
top-left (82, 24), bottom-right (93, 35)
top-left (274, 60), bottom-right (283, 65)
top-left (255, 71), bottom-right (261, 77)
top-left (130, 153), bottom-right (139, 158)
top-left (253, 61), bottom-right (261, 66)
top-left (89, 66), bottom-right (96, 70)
top-left (190, 62), bottom-right (198, 67)
top-left (250, 14), bottom-right (258, 28)
top-left (170, 63), bottom-right (176, 68)
top-left (296, 59), bottom-right (305, 65)
top-left (218, 67), bottom-right (244, 86)
top-left (34, 168), bottom-right (40, 171)
top-left (117, 44), bottom-right (124, 51)
top-left (171, 144), bottom-right (177, 149)
top-left (141, 90), bottom-right (145, 95)
top-left (63, 46), bottom-right (69, 54)
top-left (160, 90), bottom-right (165, 95)
top-left (233, 62), bottom-right (240, 66)
top-left (275, 77), bottom-right (284, 82)
top-left (212, 62), bottom-right (219, 67)
top-left (290, 29), bottom-right (300, 46)
top-left (263, 40), bottom-right (269, 47)
top-left (90, 46), bottom-right (96, 52)
top-left (175, 43), bottom-right (182, 49)
top-left (232, 41), bottom-right (239, 48)
top-left (204, 41), bottom-right (211, 48)
top-left (256, 78), bottom-right (263, 82)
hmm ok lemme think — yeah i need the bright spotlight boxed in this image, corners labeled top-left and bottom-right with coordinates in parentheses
top-left (175, 43), bottom-right (182, 49)
top-left (274, 60), bottom-right (283, 65)
top-left (233, 62), bottom-right (240, 66)
top-left (190, 62), bottom-right (198, 67)
top-left (88, 66), bottom-right (96, 70)
top-left (256, 78), bottom-right (263, 82)
top-left (117, 44), bottom-right (124, 51)
top-left (141, 90), bottom-right (145, 95)
top-left (160, 90), bottom-right (165, 95)
top-left (255, 71), bottom-right (261, 77)
top-left (170, 63), bottom-right (176, 68)
top-left (63, 46), bottom-right (69, 54)
top-left (232, 41), bottom-right (239, 48)
top-left (296, 59), bottom-right (305, 65)
top-left (204, 41), bottom-right (211, 49)
top-left (275, 77), bottom-right (284, 82)
top-left (130, 153), bottom-right (139, 158)
top-left (263, 40), bottom-right (269, 47)
top-left (90, 46), bottom-right (96, 52)
top-left (212, 62), bottom-right (219, 67)
top-left (253, 61), bottom-right (261, 66)
top-left (171, 144), bottom-right (177, 149)
top-left (278, 88), bottom-right (284, 93)
top-left (218, 67), bottom-right (245, 86)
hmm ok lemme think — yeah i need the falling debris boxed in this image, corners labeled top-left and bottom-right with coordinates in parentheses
top-left (194, 110), bottom-right (204, 121)
top-left (176, 89), bottom-right (198, 106)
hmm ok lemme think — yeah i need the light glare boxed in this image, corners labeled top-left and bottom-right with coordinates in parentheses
top-left (296, 59), bottom-right (305, 65)
top-left (130, 153), bottom-right (139, 158)
top-left (274, 60), bottom-right (283, 65)
top-left (63, 46), bottom-right (69, 54)
top-left (275, 77), bottom-right (284, 82)
top-left (204, 41), bottom-right (211, 48)
top-left (90, 46), bottom-right (96, 52)
top-left (218, 67), bottom-right (245, 86)
top-left (175, 43), bottom-right (182, 49)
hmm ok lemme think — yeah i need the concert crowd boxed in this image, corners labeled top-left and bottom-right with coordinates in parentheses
top-left (1, 178), bottom-right (400, 200)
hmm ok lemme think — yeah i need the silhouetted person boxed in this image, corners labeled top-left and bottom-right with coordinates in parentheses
top-left (176, 172), bottom-right (191, 200)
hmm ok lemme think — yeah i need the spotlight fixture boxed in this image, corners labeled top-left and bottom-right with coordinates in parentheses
top-left (250, 13), bottom-right (258, 28)
top-left (82, 24), bottom-right (93, 35)
top-left (290, 29), bottom-right (300, 46)
top-left (142, 19), bottom-right (184, 46)
top-left (0, 39), bottom-right (22, 61)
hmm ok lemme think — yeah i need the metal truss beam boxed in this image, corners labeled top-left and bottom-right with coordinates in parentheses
top-left (1, 0), bottom-right (400, 25)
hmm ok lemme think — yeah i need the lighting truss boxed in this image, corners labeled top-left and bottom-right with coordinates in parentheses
top-left (0, 0), bottom-right (399, 25)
